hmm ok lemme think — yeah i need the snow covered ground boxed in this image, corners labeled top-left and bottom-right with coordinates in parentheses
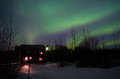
top-left (18, 63), bottom-right (120, 79)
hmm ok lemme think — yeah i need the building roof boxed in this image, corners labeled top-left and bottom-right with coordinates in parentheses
top-left (21, 45), bottom-right (45, 50)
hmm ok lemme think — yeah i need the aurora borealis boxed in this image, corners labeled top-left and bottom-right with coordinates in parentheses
top-left (0, 0), bottom-right (120, 48)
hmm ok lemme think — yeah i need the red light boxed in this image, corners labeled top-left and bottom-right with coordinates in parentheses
top-left (40, 52), bottom-right (43, 54)
top-left (29, 57), bottom-right (32, 60)
top-left (25, 57), bottom-right (28, 61)
top-left (39, 57), bottom-right (43, 61)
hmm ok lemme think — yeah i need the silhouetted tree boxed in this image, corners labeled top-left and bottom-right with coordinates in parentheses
top-left (80, 36), bottom-right (100, 50)
top-left (69, 28), bottom-right (81, 49)
top-left (113, 35), bottom-right (120, 49)
top-left (0, 11), bottom-right (16, 52)
top-left (77, 29), bottom-right (100, 50)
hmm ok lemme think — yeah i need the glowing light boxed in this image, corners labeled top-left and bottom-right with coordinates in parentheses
top-left (40, 52), bottom-right (43, 54)
top-left (39, 57), bottom-right (43, 61)
top-left (29, 57), bottom-right (32, 60)
top-left (25, 57), bottom-right (28, 61)
top-left (46, 47), bottom-right (49, 51)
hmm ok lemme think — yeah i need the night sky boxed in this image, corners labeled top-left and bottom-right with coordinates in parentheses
top-left (0, 0), bottom-right (120, 48)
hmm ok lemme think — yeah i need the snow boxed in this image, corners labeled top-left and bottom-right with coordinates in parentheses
top-left (18, 63), bottom-right (120, 79)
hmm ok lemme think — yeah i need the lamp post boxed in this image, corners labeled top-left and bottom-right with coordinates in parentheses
top-left (28, 57), bottom-right (30, 79)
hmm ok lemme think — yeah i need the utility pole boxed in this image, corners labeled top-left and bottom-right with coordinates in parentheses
top-left (28, 58), bottom-right (30, 79)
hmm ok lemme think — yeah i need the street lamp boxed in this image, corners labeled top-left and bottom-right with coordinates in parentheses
top-left (46, 47), bottom-right (49, 51)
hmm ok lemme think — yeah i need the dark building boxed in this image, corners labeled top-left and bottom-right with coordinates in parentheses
top-left (15, 45), bottom-right (46, 63)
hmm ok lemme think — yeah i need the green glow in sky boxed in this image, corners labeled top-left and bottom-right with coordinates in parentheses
top-left (67, 22), bottom-right (120, 49)
top-left (7, 0), bottom-right (120, 46)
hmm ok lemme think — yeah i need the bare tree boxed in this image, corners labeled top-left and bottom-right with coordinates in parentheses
top-left (113, 35), bottom-right (120, 49)
top-left (70, 28), bottom-right (80, 49)
top-left (79, 29), bottom-right (100, 50)
top-left (80, 36), bottom-right (100, 50)
top-left (58, 36), bottom-right (65, 46)
top-left (99, 38), bottom-right (106, 49)
top-left (0, 11), bottom-right (16, 52)
top-left (81, 29), bottom-right (90, 39)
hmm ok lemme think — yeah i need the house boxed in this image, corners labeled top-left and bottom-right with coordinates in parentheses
top-left (15, 45), bottom-right (46, 63)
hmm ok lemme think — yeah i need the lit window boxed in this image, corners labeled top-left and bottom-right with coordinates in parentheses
top-left (25, 57), bottom-right (28, 61)
top-left (40, 52), bottom-right (43, 54)
top-left (29, 57), bottom-right (32, 60)
top-left (39, 57), bottom-right (43, 61)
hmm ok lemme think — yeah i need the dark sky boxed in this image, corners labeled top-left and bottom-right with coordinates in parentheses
top-left (0, 0), bottom-right (120, 48)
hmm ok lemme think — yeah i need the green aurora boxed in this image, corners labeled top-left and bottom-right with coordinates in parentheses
top-left (1, 0), bottom-right (120, 48)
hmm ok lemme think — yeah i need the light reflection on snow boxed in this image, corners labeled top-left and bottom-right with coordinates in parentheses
top-left (18, 64), bottom-right (120, 79)
top-left (20, 64), bottom-right (36, 74)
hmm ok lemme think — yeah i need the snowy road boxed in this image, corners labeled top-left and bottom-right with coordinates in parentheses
top-left (18, 63), bottom-right (120, 79)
